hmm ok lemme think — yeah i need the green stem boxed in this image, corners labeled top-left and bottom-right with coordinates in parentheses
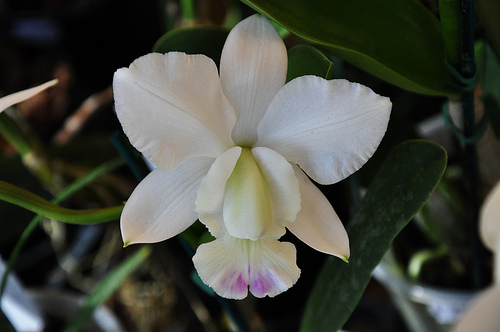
top-left (407, 246), bottom-right (449, 281)
top-left (460, 0), bottom-right (486, 289)
top-left (0, 179), bottom-right (123, 224)
top-left (180, 0), bottom-right (196, 21)
top-left (0, 112), bottom-right (60, 192)
top-left (63, 246), bottom-right (152, 332)
top-left (0, 112), bottom-right (33, 157)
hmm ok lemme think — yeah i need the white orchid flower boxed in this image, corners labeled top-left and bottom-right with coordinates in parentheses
top-left (0, 80), bottom-right (57, 114)
top-left (113, 14), bottom-right (392, 299)
top-left (455, 181), bottom-right (500, 331)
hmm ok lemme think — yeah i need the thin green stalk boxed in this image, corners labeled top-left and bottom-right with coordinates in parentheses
top-left (0, 217), bottom-right (38, 302)
top-left (180, 0), bottom-right (196, 21)
top-left (0, 180), bottom-right (123, 224)
top-left (0, 113), bottom-right (33, 157)
top-left (407, 245), bottom-right (449, 281)
top-left (63, 246), bottom-right (152, 332)
top-left (55, 157), bottom-right (125, 203)
top-left (460, 0), bottom-right (485, 289)
top-left (0, 112), bottom-right (57, 192)
top-left (0, 158), bottom-right (125, 303)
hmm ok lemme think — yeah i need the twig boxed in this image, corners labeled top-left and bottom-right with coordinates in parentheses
top-left (53, 86), bottom-right (113, 145)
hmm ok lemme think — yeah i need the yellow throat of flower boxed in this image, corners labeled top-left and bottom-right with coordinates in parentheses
top-left (223, 147), bottom-right (274, 241)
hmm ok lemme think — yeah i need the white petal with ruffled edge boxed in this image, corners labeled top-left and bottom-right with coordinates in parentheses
top-left (256, 76), bottom-right (392, 185)
top-left (0, 80), bottom-right (58, 113)
top-left (121, 157), bottom-right (214, 245)
top-left (193, 236), bottom-right (300, 299)
top-left (113, 53), bottom-right (235, 174)
top-left (195, 147), bottom-right (242, 238)
top-left (220, 15), bottom-right (287, 146)
top-left (287, 165), bottom-right (349, 260)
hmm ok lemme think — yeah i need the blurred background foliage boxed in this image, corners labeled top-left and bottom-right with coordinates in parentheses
top-left (0, 0), bottom-right (498, 331)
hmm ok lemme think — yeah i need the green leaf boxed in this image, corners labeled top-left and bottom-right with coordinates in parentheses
top-left (0, 180), bottom-right (123, 224)
top-left (300, 140), bottom-right (447, 331)
top-left (286, 45), bottom-right (333, 82)
top-left (240, 0), bottom-right (457, 96)
top-left (476, 41), bottom-right (500, 138)
top-left (152, 26), bottom-right (229, 65)
top-left (439, 0), bottom-right (462, 68)
top-left (477, 0), bottom-right (500, 57)
top-left (63, 246), bottom-right (152, 332)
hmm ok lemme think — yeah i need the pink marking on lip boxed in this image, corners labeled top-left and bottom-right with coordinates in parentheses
top-left (232, 274), bottom-right (248, 293)
top-left (250, 272), bottom-right (273, 296)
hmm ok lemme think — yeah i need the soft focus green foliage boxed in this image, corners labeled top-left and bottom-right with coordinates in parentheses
top-left (0, 158), bottom-right (125, 303)
top-left (240, 0), bottom-right (457, 96)
top-left (153, 26), bottom-right (229, 65)
top-left (301, 140), bottom-right (447, 331)
top-left (286, 45), bottom-right (333, 82)
top-left (63, 246), bottom-right (152, 332)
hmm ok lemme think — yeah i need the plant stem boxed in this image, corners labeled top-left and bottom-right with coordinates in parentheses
top-left (180, 0), bottom-right (196, 22)
top-left (460, 0), bottom-right (485, 289)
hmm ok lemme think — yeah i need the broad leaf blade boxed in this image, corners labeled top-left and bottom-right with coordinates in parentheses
top-left (241, 0), bottom-right (457, 96)
top-left (301, 140), bottom-right (447, 331)
top-left (287, 45), bottom-right (333, 82)
top-left (153, 26), bottom-right (229, 65)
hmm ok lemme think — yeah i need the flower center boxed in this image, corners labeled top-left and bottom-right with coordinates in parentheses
top-left (223, 147), bottom-right (274, 240)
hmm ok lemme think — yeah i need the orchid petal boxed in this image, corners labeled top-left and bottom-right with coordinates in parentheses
top-left (480, 180), bottom-right (500, 252)
top-left (220, 14), bottom-right (287, 146)
top-left (0, 80), bottom-right (57, 113)
top-left (454, 285), bottom-right (500, 332)
top-left (287, 165), bottom-right (350, 260)
top-left (113, 53), bottom-right (235, 173)
top-left (251, 147), bottom-right (301, 238)
top-left (256, 77), bottom-right (392, 185)
top-left (192, 236), bottom-right (300, 299)
top-left (195, 147), bottom-right (242, 238)
top-left (121, 157), bottom-right (214, 245)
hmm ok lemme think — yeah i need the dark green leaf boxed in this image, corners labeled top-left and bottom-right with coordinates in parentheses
top-left (286, 45), bottom-right (333, 82)
top-left (439, 0), bottom-right (462, 68)
top-left (153, 26), bottom-right (229, 65)
top-left (477, 0), bottom-right (500, 57)
top-left (240, 0), bottom-right (457, 96)
top-left (301, 140), bottom-right (447, 331)
top-left (476, 41), bottom-right (500, 138)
